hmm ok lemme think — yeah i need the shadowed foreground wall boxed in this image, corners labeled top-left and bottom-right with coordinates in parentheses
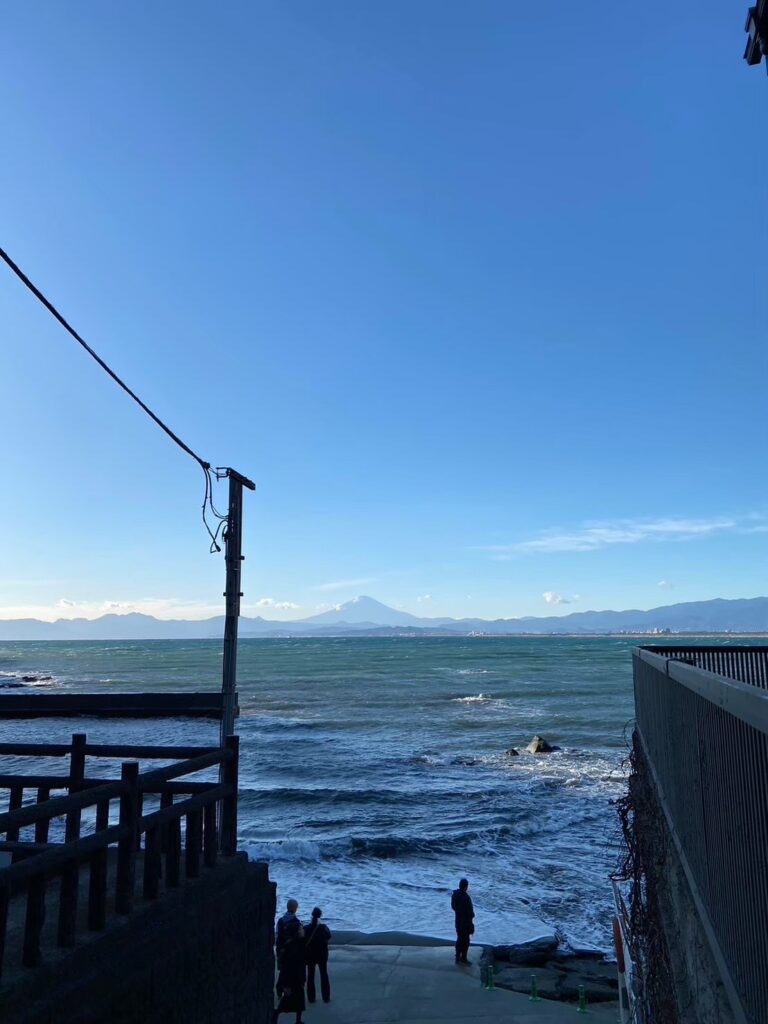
top-left (1, 856), bottom-right (276, 1024)
top-left (620, 735), bottom-right (737, 1024)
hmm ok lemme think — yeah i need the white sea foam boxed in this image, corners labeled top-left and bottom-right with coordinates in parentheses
top-left (246, 838), bottom-right (323, 863)
top-left (0, 670), bottom-right (61, 688)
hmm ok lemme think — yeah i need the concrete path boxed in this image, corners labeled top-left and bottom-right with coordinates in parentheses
top-left (300, 944), bottom-right (621, 1024)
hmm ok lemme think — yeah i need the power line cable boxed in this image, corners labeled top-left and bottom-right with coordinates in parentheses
top-left (0, 245), bottom-right (227, 550)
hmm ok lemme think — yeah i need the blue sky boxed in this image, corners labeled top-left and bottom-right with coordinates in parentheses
top-left (1, 1), bottom-right (766, 622)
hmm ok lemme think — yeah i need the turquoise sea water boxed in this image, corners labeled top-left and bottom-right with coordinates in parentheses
top-left (0, 636), bottom-right (638, 948)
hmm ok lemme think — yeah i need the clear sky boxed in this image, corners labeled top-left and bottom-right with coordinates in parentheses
top-left (1, 1), bottom-right (766, 622)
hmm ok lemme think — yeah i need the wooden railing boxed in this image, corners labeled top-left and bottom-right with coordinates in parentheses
top-left (0, 733), bottom-right (239, 982)
top-left (0, 691), bottom-right (230, 719)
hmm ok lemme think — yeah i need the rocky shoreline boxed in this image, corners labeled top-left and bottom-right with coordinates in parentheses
top-left (484, 936), bottom-right (619, 1004)
top-left (332, 930), bottom-right (619, 1007)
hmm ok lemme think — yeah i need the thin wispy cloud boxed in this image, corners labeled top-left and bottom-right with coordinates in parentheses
top-left (480, 516), bottom-right (741, 557)
top-left (657, 580), bottom-right (675, 589)
top-left (416, 594), bottom-right (433, 603)
top-left (1, 597), bottom-right (231, 622)
top-left (254, 597), bottom-right (301, 611)
top-left (312, 577), bottom-right (378, 592)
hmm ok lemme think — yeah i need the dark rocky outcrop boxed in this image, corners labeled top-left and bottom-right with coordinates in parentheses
top-left (493, 936), bottom-right (558, 965)
top-left (493, 948), bottom-right (619, 1004)
top-left (526, 735), bottom-right (560, 754)
top-left (505, 747), bottom-right (519, 757)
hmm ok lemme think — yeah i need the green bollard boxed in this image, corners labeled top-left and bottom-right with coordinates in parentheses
top-left (576, 984), bottom-right (588, 1013)
top-left (529, 975), bottom-right (541, 1002)
top-left (486, 963), bottom-right (496, 991)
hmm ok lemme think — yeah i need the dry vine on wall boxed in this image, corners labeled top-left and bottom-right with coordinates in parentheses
top-left (613, 732), bottom-right (680, 1024)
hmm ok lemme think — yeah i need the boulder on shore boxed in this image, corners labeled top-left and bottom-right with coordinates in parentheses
top-left (526, 735), bottom-right (559, 754)
top-left (493, 936), bottom-right (558, 966)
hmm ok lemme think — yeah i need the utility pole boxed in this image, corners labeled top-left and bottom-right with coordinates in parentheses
top-left (217, 467), bottom-right (256, 746)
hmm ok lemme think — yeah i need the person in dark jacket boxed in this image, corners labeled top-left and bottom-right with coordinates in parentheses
top-left (304, 906), bottom-right (332, 1003)
top-left (275, 898), bottom-right (303, 966)
top-left (451, 878), bottom-right (475, 964)
top-left (274, 899), bottom-right (306, 1023)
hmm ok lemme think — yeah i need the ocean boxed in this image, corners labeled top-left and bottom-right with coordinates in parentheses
top-left (0, 636), bottom-right (637, 951)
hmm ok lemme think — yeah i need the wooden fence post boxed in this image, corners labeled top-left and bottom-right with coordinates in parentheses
top-left (0, 879), bottom-right (9, 983)
top-left (34, 786), bottom-right (51, 844)
top-left (6, 786), bottom-right (22, 843)
top-left (143, 825), bottom-right (161, 899)
top-left (165, 817), bottom-right (181, 888)
top-left (160, 790), bottom-right (173, 854)
top-left (58, 732), bottom-right (87, 946)
top-left (88, 798), bottom-right (110, 930)
top-left (185, 809), bottom-right (202, 878)
top-left (22, 877), bottom-right (45, 967)
top-left (116, 762), bottom-right (139, 915)
top-left (221, 735), bottom-right (239, 856)
top-left (203, 801), bottom-right (218, 868)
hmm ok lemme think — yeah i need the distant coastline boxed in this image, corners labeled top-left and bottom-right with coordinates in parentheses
top-left (4, 594), bottom-right (768, 640)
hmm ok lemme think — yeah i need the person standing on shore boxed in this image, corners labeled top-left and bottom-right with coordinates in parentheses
top-left (274, 898), bottom-right (306, 1024)
top-left (275, 898), bottom-right (304, 967)
top-left (304, 906), bottom-right (332, 1003)
top-left (451, 878), bottom-right (475, 965)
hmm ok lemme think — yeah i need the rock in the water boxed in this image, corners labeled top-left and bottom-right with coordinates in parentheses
top-left (526, 735), bottom-right (559, 754)
top-left (505, 747), bottom-right (519, 757)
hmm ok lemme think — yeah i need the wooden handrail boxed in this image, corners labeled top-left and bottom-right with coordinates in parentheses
top-left (0, 781), bottom-right (126, 832)
top-left (1, 825), bottom-right (128, 892)
top-left (0, 775), bottom-right (220, 795)
top-left (0, 742), bottom-right (219, 759)
top-left (0, 775), bottom-right (73, 789)
top-left (0, 743), bottom-right (71, 757)
top-left (0, 733), bottom-right (240, 981)
top-left (136, 748), bottom-right (231, 788)
top-left (84, 743), bottom-right (218, 759)
top-left (140, 784), bottom-right (229, 829)
top-left (0, 691), bottom-right (227, 720)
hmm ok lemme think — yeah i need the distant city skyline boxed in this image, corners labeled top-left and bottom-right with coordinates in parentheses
top-left (1, 3), bottom-right (766, 624)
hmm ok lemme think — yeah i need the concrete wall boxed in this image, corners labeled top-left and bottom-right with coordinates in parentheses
top-left (1, 856), bottom-right (276, 1024)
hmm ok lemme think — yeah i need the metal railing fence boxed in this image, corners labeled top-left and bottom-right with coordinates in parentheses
top-left (643, 645), bottom-right (768, 689)
top-left (633, 647), bottom-right (768, 1024)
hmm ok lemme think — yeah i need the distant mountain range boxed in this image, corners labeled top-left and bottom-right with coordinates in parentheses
top-left (3, 595), bottom-right (768, 640)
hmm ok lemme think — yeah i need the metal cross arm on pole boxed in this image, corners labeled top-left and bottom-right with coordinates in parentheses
top-left (218, 468), bottom-right (256, 492)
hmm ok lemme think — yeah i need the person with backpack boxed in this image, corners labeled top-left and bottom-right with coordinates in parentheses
top-left (304, 906), bottom-right (332, 1003)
